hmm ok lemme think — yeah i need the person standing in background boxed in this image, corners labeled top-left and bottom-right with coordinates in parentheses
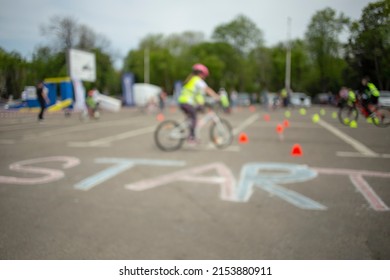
top-left (280, 88), bottom-right (289, 107)
top-left (36, 81), bottom-right (50, 122)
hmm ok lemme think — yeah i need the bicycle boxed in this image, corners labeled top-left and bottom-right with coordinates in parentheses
top-left (154, 102), bottom-right (233, 151)
top-left (338, 95), bottom-right (390, 127)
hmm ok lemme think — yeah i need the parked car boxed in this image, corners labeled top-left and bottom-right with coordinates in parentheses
top-left (237, 93), bottom-right (251, 106)
top-left (290, 92), bottom-right (311, 107)
top-left (313, 93), bottom-right (332, 104)
top-left (379, 91), bottom-right (390, 107)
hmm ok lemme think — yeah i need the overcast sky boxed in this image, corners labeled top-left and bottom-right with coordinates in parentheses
top-left (0, 0), bottom-right (373, 68)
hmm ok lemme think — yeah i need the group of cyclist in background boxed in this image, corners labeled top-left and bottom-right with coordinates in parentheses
top-left (338, 76), bottom-right (381, 119)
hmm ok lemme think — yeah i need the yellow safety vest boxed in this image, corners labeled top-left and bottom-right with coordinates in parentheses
top-left (367, 83), bottom-right (380, 97)
top-left (281, 89), bottom-right (288, 98)
top-left (178, 76), bottom-right (203, 105)
top-left (220, 94), bottom-right (230, 108)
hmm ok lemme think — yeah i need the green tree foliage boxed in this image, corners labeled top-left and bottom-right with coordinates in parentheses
top-left (305, 7), bottom-right (349, 93)
top-left (212, 14), bottom-right (264, 55)
top-left (123, 32), bottom-right (207, 93)
top-left (122, 33), bottom-right (242, 93)
top-left (187, 42), bottom-right (241, 90)
top-left (29, 47), bottom-right (67, 81)
top-left (346, 0), bottom-right (390, 89)
top-left (0, 48), bottom-right (28, 99)
top-left (247, 46), bottom-right (273, 92)
top-left (269, 44), bottom-right (286, 92)
top-left (212, 15), bottom-right (264, 91)
top-left (290, 39), bottom-right (312, 92)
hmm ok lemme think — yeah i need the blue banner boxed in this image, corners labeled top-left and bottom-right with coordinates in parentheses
top-left (122, 73), bottom-right (134, 106)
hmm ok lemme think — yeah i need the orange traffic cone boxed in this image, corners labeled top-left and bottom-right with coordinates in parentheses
top-left (291, 144), bottom-right (303, 157)
top-left (249, 105), bottom-right (256, 112)
top-left (263, 114), bottom-right (270, 122)
top-left (238, 132), bottom-right (249, 144)
top-left (283, 119), bottom-right (290, 128)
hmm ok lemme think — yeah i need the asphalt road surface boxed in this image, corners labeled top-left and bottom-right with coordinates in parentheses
top-left (0, 105), bottom-right (389, 260)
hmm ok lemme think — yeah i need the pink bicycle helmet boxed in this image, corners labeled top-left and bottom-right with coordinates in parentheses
top-left (192, 63), bottom-right (209, 78)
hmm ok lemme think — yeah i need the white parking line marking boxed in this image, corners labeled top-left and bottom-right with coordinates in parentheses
top-left (232, 113), bottom-right (259, 135)
top-left (317, 119), bottom-right (378, 156)
top-left (23, 117), bottom-right (148, 140)
top-left (336, 151), bottom-right (390, 158)
top-left (205, 143), bottom-right (241, 152)
top-left (68, 126), bottom-right (155, 147)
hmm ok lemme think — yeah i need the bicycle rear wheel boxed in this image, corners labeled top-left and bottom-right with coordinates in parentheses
top-left (372, 107), bottom-right (390, 127)
top-left (210, 118), bottom-right (233, 149)
top-left (338, 106), bottom-right (358, 126)
top-left (154, 120), bottom-right (186, 151)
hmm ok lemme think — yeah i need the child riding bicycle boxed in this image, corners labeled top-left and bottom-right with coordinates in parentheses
top-left (178, 63), bottom-right (220, 144)
top-left (86, 88), bottom-right (100, 119)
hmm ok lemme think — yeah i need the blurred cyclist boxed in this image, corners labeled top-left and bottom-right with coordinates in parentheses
top-left (178, 63), bottom-right (220, 144)
top-left (338, 86), bottom-right (356, 107)
top-left (86, 89), bottom-right (99, 118)
top-left (360, 76), bottom-right (380, 117)
top-left (219, 87), bottom-right (231, 113)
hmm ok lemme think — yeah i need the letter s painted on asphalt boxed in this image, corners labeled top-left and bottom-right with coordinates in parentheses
top-left (0, 156), bottom-right (80, 185)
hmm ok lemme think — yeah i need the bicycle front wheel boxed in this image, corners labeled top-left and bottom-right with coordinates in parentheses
top-left (210, 118), bottom-right (233, 149)
top-left (338, 106), bottom-right (358, 126)
top-left (154, 120), bottom-right (186, 151)
top-left (373, 107), bottom-right (390, 127)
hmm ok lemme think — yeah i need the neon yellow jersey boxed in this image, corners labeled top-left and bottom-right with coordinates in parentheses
top-left (178, 76), bottom-right (205, 105)
top-left (367, 83), bottom-right (380, 97)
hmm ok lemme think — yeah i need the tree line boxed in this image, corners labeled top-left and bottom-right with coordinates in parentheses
top-left (1, 0), bottom-right (389, 100)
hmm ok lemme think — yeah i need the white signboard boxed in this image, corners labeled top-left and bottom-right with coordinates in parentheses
top-left (68, 49), bottom-right (96, 82)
